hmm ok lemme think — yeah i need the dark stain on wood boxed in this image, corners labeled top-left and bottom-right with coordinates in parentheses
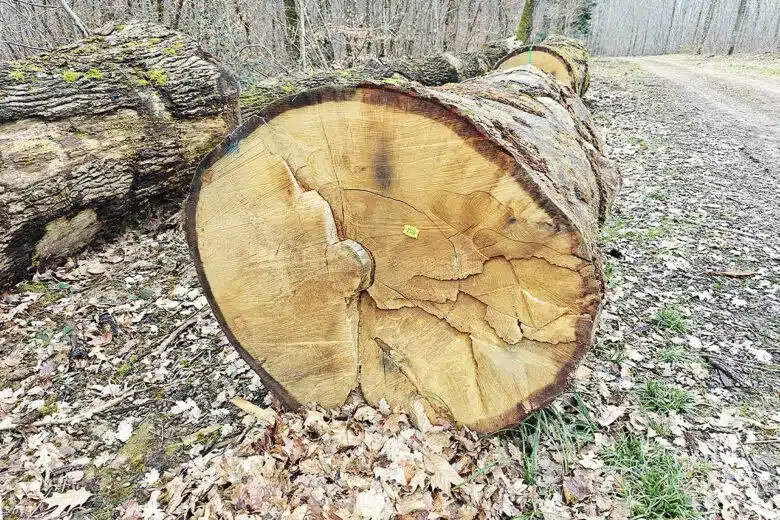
top-left (373, 141), bottom-right (392, 190)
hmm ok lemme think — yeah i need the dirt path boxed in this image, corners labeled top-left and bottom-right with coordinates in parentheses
top-left (633, 55), bottom-right (780, 165)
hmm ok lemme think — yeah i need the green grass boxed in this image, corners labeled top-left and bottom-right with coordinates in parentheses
top-left (658, 345), bottom-right (689, 363)
top-left (638, 380), bottom-right (693, 413)
top-left (647, 187), bottom-right (668, 201)
top-left (601, 217), bottom-right (627, 243)
top-left (604, 260), bottom-right (622, 288)
top-left (652, 305), bottom-right (688, 333)
top-left (502, 394), bottom-right (596, 484)
top-left (603, 436), bottom-right (697, 519)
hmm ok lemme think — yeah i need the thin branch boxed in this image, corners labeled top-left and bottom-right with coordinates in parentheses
top-left (57, 0), bottom-right (90, 37)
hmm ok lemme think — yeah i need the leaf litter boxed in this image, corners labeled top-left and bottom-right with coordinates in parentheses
top-left (2, 55), bottom-right (780, 519)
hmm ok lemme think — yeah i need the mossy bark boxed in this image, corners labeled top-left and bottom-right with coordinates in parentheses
top-left (240, 38), bottom-right (520, 119)
top-left (0, 22), bottom-right (239, 288)
top-left (517, 0), bottom-right (535, 42)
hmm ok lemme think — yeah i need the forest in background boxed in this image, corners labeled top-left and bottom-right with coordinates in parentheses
top-left (1, 0), bottom-right (779, 81)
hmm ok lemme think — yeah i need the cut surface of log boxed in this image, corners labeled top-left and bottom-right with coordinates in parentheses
top-left (0, 22), bottom-right (239, 288)
top-left (188, 67), bottom-right (618, 432)
top-left (496, 36), bottom-right (590, 96)
top-left (240, 38), bottom-right (520, 119)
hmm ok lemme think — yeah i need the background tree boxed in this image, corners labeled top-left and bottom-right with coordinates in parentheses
top-left (516, 0), bottom-right (535, 41)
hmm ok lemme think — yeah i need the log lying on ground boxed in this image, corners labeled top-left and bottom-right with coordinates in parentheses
top-left (187, 65), bottom-right (619, 432)
top-left (240, 38), bottom-right (520, 119)
top-left (496, 36), bottom-right (590, 96)
top-left (0, 22), bottom-right (239, 288)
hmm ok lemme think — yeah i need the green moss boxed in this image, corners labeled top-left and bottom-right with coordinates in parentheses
top-left (281, 81), bottom-right (299, 94)
top-left (164, 41), bottom-right (186, 56)
top-left (146, 38), bottom-right (162, 45)
top-left (21, 280), bottom-right (48, 293)
top-left (337, 69), bottom-right (354, 78)
top-left (516, 0), bottom-right (535, 41)
top-left (115, 363), bottom-right (132, 379)
top-left (84, 68), bottom-right (104, 80)
top-left (62, 70), bottom-right (80, 83)
top-left (146, 68), bottom-right (168, 86)
top-left (8, 70), bottom-right (25, 81)
top-left (135, 78), bottom-right (150, 87)
top-left (116, 23), bottom-right (127, 30)
top-left (39, 395), bottom-right (59, 416)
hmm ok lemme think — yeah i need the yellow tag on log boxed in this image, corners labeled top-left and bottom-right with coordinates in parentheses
top-left (403, 225), bottom-right (419, 239)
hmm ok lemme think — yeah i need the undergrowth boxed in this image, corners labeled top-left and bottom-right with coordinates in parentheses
top-left (638, 380), bottom-right (693, 413)
top-left (501, 394), bottom-right (597, 484)
top-left (603, 435), bottom-right (698, 519)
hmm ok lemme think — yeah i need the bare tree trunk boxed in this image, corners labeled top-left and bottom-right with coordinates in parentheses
top-left (663, 0), bottom-right (679, 53)
top-left (516, 0), bottom-right (535, 41)
top-left (728, 0), bottom-right (748, 55)
top-left (284, 0), bottom-right (299, 61)
top-left (696, 0), bottom-right (718, 54)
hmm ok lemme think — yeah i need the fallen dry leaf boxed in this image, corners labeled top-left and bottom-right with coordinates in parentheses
top-left (43, 488), bottom-right (91, 518)
top-left (230, 397), bottom-right (276, 425)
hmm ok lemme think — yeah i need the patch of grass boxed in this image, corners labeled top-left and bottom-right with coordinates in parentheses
top-left (601, 216), bottom-right (627, 243)
top-left (604, 259), bottom-right (622, 288)
top-left (594, 339), bottom-right (626, 363)
top-left (502, 394), bottom-right (596, 484)
top-left (638, 380), bottom-right (693, 413)
top-left (8, 69), bottom-right (25, 81)
top-left (603, 435), bottom-right (697, 519)
top-left (647, 187), bottom-right (668, 201)
top-left (652, 305), bottom-right (688, 333)
top-left (648, 418), bottom-right (672, 438)
top-left (658, 345), bottom-right (689, 363)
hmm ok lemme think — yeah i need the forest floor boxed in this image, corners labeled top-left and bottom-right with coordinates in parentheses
top-left (2, 54), bottom-right (780, 520)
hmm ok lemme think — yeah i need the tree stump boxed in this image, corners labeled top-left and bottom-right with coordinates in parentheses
top-left (0, 22), bottom-right (239, 288)
top-left (496, 36), bottom-right (590, 96)
top-left (187, 67), bottom-right (618, 432)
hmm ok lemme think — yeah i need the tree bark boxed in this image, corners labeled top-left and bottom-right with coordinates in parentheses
top-left (517, 0), bottom-right (535, 41)
top-left (240, 37), bottom-right (521, 119)
top-left (0, 22), bottom-right (239, 288)
top-left (696, 0), bottom-right (718, 55)
top-left (728, 0), bottom-right (748, 55)
top-left (187, 66), bottom-right (619, 432)
top-left (496, 35), bottom-right (590, 96)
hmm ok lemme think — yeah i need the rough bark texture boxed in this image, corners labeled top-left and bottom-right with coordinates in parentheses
top-left (497, 36), bottom-right (590, 96)
top-left (0, 22), bottom-right (239, 288)
top-left (240, 37), bottom-right (520, 119)
top-left (188, 66), bottom-right (619, 432)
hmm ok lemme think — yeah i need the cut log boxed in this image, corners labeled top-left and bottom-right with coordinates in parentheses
top-left (188, 66), bottom-right (618, 432)
top-left (496, 36), bottom-right (590, 96)
top-left (0, 22), bottom-right (239, 288)
top-left (240, 38), bottom-right (520, 119)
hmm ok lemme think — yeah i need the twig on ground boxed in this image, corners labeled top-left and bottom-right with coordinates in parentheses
top-left (157, 308), bottom-right (209, 352)
top-left (700, 354), bottom-right (745, 386)
top-left (708, 270), bottom-right (757, 278)
top-left (0, 390), bottom-right (136, 431)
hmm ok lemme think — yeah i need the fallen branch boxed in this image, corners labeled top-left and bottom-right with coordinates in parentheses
top-left (707, 269), bottom-right (757, 278)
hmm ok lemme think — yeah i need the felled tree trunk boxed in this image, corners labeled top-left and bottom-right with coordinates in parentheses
top-left (0, 22), bottom-right (239, 288)
top-left (240, 38), bottom-right (520, 119)
top-left (497, 35), bottom-right (590, 96)
top-left (187, 66), bottom-right (619, 432)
